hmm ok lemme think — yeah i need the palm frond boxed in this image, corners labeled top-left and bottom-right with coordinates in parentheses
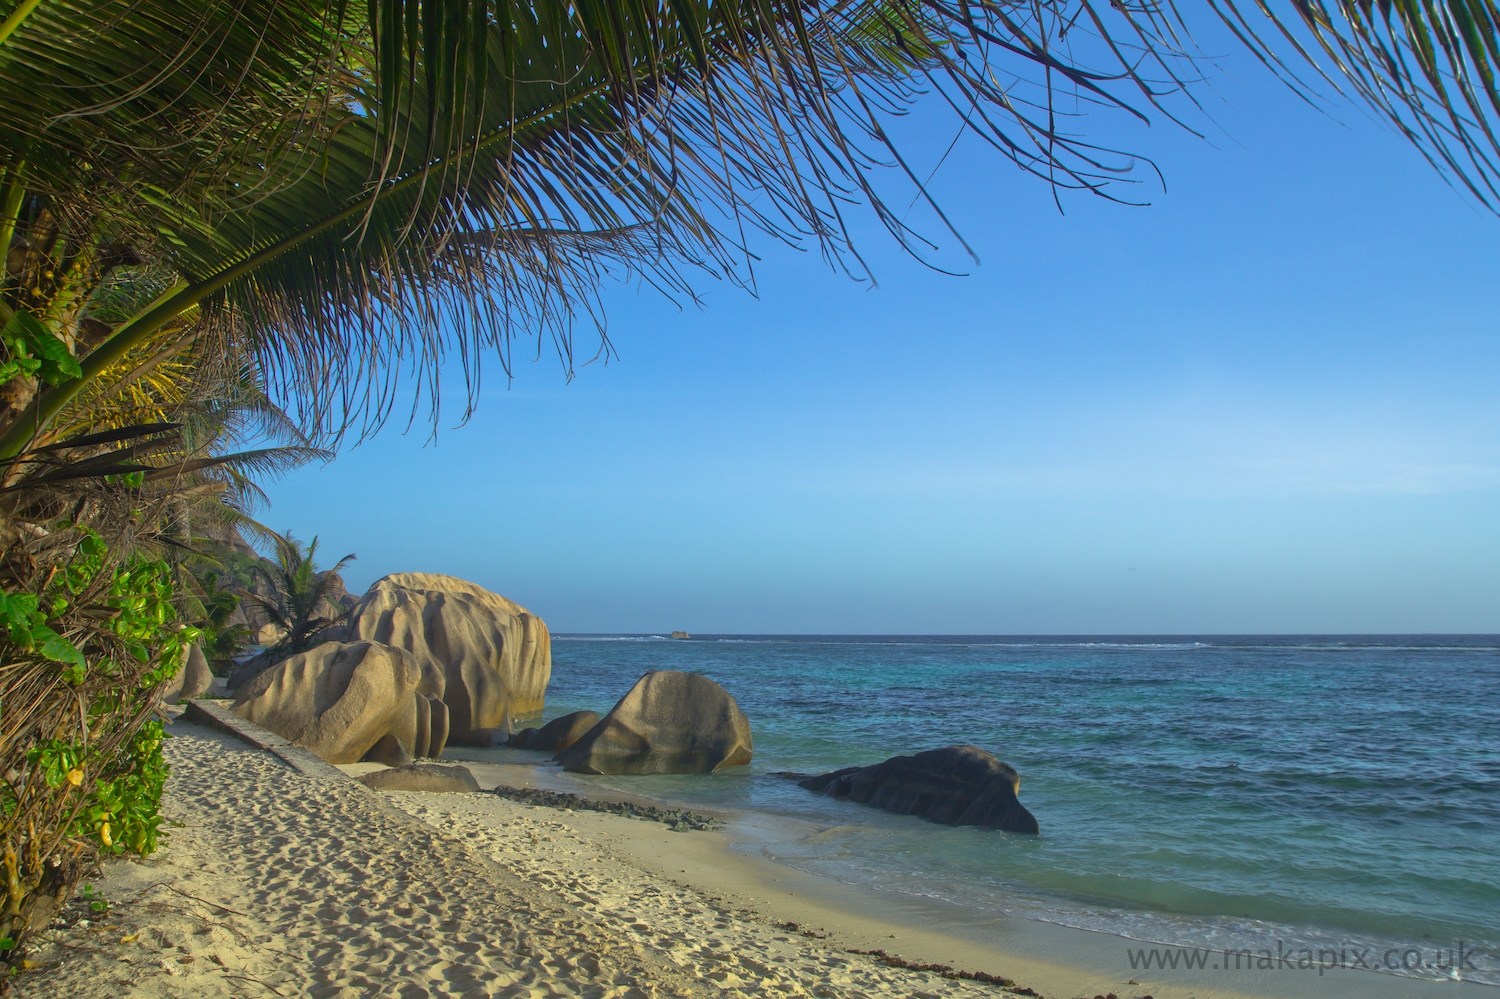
top-left (1210, 0), bottom-right (1500, 206)
top-left (4, 0), bottom-right (1499, 456)
top-left (1, 0), bottom-right (1200, 449)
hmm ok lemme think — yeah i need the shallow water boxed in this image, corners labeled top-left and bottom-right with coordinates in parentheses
top-left (537, 635), bottom-right (1500, 985)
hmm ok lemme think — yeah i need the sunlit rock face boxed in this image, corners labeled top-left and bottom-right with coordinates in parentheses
top-left (344, 573), bottom-right (552, 740)
top-left (232, 640), bottom-right (448, 764)
top-left (557, 671), bottom-right (752, 775)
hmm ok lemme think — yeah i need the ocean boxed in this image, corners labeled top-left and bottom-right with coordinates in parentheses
top-left (534, 635), bottom-right (1500, 986)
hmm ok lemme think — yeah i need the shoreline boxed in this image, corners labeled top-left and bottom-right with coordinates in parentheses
top-left (434, 754), bottom-right (1494, 999)
top-left (24, 719), bottom-right (1491, 999)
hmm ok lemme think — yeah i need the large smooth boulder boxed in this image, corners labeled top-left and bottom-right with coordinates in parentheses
top-left (343, 573), bottom-right (551, 740)
top-left (358, 763), bottom-right (480, 793)
top-left (556, 672), bottom-right (752, 775)
top-left (798, 746), bottom-right (1039, 834)
top-left (508, 710), bottom-right (599, 751)
top-left (232, 641), bottom-right (449, 764)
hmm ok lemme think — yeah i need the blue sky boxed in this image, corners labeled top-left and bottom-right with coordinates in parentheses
top-left (263, 35), bottom-right (1500, 634)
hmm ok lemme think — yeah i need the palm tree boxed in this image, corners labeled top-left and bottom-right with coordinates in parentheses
top-left (3, 0), bottom-right (1498, 467)
top-left (194, 583), bottom-right (247, 675)
top-left (237, 532), bottom-right (355, 659)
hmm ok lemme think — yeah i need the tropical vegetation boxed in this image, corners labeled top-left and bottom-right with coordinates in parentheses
top-left (1, 0), bottom-right (1499, 967)
top-left (239, 533), bottom-right (357, 662)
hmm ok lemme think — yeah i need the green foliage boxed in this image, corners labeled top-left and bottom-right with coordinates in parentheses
top-left (0, 532), bottom-right (197, 688)
top-left (59, 530), bottom-right (109, 591)
top-left (243, 532), bottom-right (354, 658)
top-left (25, 738), bottom-right (85, 790)
top-left (1, 534), bottom-right (189, 870)
top-left (0, 310), bottom-right (82, 388)
top-left (197, 585), bottom-right (248, 671)
top-left (77, 884), bottom-right (109, 915)
top-left (0, 528), bottom-right (106, 684)
top-left (87, 721), bottom-right (170, 855)
top-left (107, 559), bottom-right (200, 684)
top-left (0, 591), bottom-right (86, 682)
top-left (6, 729), bottom-right (169, 859)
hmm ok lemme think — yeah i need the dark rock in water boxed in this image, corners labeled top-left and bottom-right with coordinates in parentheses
top-left (556, 671), bottom-right (752, 774)
top-left (508, 710), bottom-right (600, 751)
top-left (507, 726), bottom-right (540, 748)
top-left (671, 631), bottom-right (691, 639)
top-left (799, 746), bottom-right (1038, 834)
top-left (360, 763), bottom-right (479, 793)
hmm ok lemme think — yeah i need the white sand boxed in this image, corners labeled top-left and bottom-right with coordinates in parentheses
top-left (20, 722), bottom-right (1487, 999)
top-left (16, 724), bottom-right (1024, 999)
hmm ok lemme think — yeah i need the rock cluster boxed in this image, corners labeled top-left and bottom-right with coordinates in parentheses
top-left (228, 574), bottom-right (551, 766)
top-left (556, 671), bottom-right (752, 775)
top-left (507, 710), bottom-right (599, 752)
top-left (798, 745), bottom-right (1038, 834)
top-left (344, 573), bottom-right (551, 741)
top-left (221, 571), bottom-right (1043, 840)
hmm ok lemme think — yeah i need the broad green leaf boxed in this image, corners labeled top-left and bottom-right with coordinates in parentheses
top-left (7, 310), bottom-right (82, 384)
top-left (40, 633), bottom-right (87, 675)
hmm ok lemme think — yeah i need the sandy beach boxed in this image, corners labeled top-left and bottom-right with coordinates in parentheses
top-left (18, 718), bottom-right (1488, 999)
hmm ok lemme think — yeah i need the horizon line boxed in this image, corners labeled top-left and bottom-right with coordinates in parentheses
top-left (550, 631), bottom-right (1500, 638)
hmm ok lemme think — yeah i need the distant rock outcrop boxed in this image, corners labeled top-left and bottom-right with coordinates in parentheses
top-left (252, 622), bottom-right (287, 646)
top-left (798, 746), bottom-right (1038, 834)
top-left (556, 671), bottom-right (751, 775)
top-left (231, 641), bottom-right (449, 764)
top-left (162, 644), bottom-right (213, 703)
top-left (341, 573), bottom-right (551, 741)
top-left (358, 763), bottom-right (480, 793)
top-left (671, 631), bottom-right (690, 639)
top-left (227, 648), bottom-right (275, 690)
top-left (508, 710), bottom-right (599, 752)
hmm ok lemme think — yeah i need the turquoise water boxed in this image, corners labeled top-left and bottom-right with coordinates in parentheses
top-left (539, 636), bottom-right (1500, 985)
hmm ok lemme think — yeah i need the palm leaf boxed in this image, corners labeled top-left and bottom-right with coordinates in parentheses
top-left (4, 0), bottom-right (1500, 459)
top-left (1213, 0), bottom-right (1500, 204)
top-left (0, 0), bottom-right (1192, 453)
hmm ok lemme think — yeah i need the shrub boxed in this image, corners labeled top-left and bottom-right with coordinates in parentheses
top-left (0, 527), bottom-right (194, 959)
